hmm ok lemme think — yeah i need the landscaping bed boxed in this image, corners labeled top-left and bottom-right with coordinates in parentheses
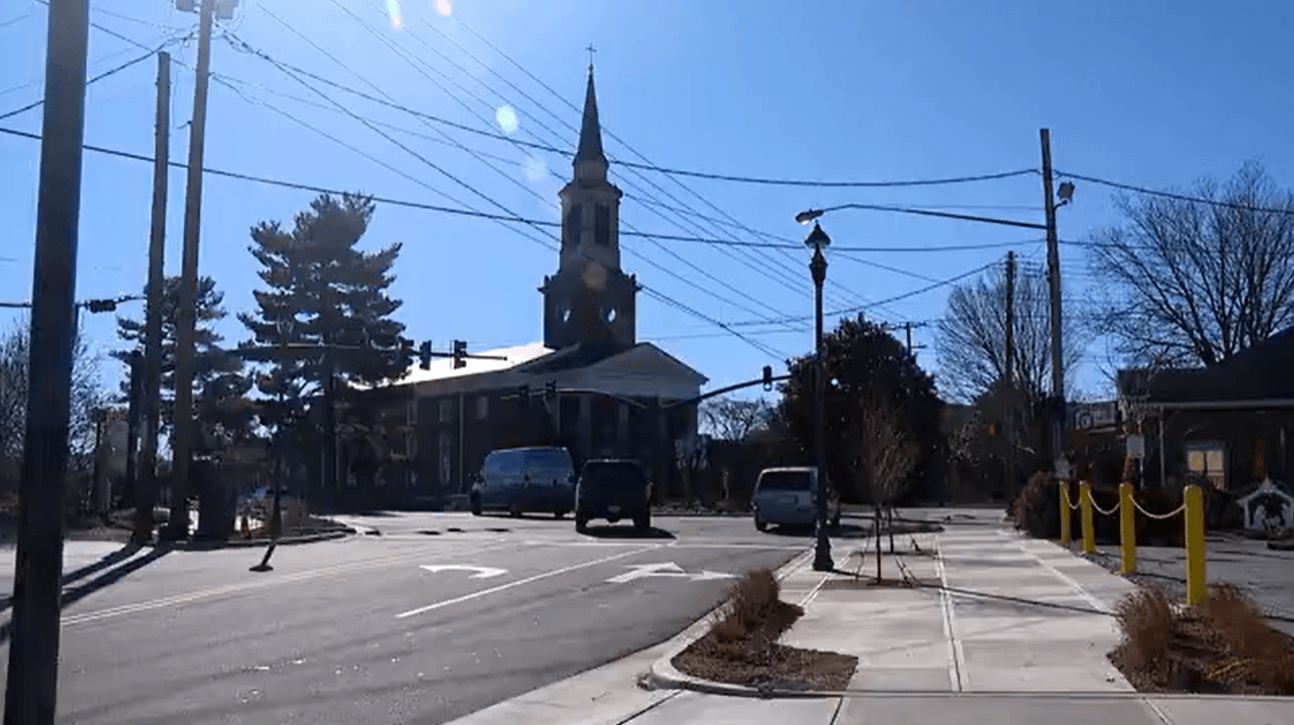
top-left (1109, 584), bottom-right (1294, 696)
top-left (670, 568), bottom-right (858, 692)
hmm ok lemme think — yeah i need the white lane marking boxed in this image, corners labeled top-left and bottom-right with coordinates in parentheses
top-left (420, 565), bottom-right (507, 579)
top-left (607, 562), bottom-right (687, 583)
top-left (934, 537), bottom-right (967, 693)
top-left (61, 540), bottom-right (520, 626)
top-left (395, 545), bottom-right (665, 619)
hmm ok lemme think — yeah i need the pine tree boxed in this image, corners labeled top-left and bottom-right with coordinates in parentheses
top-left (239, 193), bottom-right (408, 466)
top-left (113, 275), bottom-right (252, 451)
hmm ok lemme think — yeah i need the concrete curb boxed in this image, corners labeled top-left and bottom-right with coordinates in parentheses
top-left (171, 528), bottom-right (356, 550)
top-left (643, 547), bottom-right (828, 698)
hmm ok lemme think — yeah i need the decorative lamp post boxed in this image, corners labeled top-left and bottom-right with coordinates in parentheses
top-left (805, 222), bottom-right (834, 572)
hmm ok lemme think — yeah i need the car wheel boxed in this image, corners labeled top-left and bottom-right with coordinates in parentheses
top-left (575, 514), bottom-right (589, 533)
top-left (509, 504), bottom-right (522, 518)
top-left (554, 510), bottom-right (567, 519)
top-left (634, 513), bottom-right (651, 533)
top-left (754, 515), bottom-right (767, 532)
top-left (470, 495), bottom-right (482, 516)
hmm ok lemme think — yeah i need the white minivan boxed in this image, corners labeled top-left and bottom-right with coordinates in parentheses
top-left (469, 446), bottom-right (576, 518)
top-left (751, 466), bottom-right (842, 532)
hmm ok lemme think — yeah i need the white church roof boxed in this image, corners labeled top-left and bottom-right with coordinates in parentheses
top-left (352, 341), bottom-right (556, 391)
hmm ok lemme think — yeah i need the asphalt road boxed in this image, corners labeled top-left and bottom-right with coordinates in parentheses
top-left (0, 512), bottom-right (808, 725)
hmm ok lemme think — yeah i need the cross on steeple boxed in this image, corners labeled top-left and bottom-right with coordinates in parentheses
top-left (585, 44), bottom-right (596, 71)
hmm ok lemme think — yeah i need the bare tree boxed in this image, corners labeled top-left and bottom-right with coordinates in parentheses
top-left (699, 396), bottom-right (770, 441)
top-left (936, 258), bottom-right (1086, 405)
top-left (848, 396), bottom-right (919, 581)
top-left (1089, 162), bottom-right (1294, 368)
top-left (0, 315), bottom-right (105, 491)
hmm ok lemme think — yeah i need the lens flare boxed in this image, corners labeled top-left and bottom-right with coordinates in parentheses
top-left (386, 0), bottom-right (403, 29)
top-left (495, 105), bottom-right (519, 135)
top-left (522, 155), bottom-right (548, 183)
top-left (434, 0), bottom-right (453, 17)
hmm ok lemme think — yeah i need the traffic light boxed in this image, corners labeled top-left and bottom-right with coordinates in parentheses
top-left (83, 298), bottom-right (118, 314)
top-left (544, 381), bottom-right (557, 400)
top-left (452, 339), bottom-right (467, 370)
top-left (517, 385), bottom-right (530, 405)
top-left (762, 365), bottom-right (773, 391)
top-left (418, 340), bottom-right (433, 370)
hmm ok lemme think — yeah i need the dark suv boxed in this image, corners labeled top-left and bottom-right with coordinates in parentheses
top-left (574, 459), bottom-right (652, 533)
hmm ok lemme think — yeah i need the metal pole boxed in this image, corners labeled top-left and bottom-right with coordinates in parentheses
top-left (1004, 251), bottom-right (1016, 501)
top-left (1041, 128), bottom-right (1066, 473)
top-left (136, 51), bottom-right (170, 544)
top-left (4, 0), bottom-right (90, 720)
top-left (166, 0), bottom-right (216, 540)
top-left (810, 242), bottom-right (833, 572)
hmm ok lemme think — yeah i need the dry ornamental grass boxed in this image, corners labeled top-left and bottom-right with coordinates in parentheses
top-left (1110, 584), bottom-right (1294, 695)
top-left (671, 568), bottom-right (858, 692)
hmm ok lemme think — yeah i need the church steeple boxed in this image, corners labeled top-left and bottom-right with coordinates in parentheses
top-left (573, 67), bottom-right (608, 184)
top-left (540, 61), bottom-right (636, 353)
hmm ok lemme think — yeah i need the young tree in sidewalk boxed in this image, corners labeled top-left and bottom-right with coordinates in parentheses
top-left (848, 395), bottom-right (920, 581)
top-left (775, 314), bottom-right (942, 504)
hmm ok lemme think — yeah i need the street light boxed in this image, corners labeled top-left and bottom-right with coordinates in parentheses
top-left (804, 222), bottom-right (834, 572)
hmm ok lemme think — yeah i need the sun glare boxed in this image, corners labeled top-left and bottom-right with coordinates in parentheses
top-left (386, 0), bottom-right (403, 29)
top-left (496, 105), bottom-right (519, 135)
top-left (434, 0), bottom-right (453, 17)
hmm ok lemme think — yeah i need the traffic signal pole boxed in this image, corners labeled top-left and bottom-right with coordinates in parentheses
top-left (5, 0), bottom-right (91, 721)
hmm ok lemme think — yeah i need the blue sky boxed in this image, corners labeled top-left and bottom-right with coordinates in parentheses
top-left (2, 0), bottom-right (1293, 406)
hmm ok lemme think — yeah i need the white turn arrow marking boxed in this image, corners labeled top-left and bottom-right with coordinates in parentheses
top-left (420, 565), bottom-right (508, 579)
top-left (606, 562), bottom-right (737, 584)
top-left (606, 562), bottom-right (687, 584)
top-left (689, 570), bottom-right (738, 582)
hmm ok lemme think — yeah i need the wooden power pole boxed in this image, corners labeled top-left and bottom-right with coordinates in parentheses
top-left (1040, 128), bottom-right (1066, 474)
top-left (167, 0), bottom-right (217, 540)
top-left (5, 0), bottom-right (91, 721)
top-left (135, 50), bottom-right (170, 544)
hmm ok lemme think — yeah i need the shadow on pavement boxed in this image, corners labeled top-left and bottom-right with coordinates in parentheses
top-left (580, 525), bottom-right (676, 540)
top-left (0, 544), bottom-right (173, 645)
top-left (763, 523), bottom-right (873, 539)
top-left (0, 542), bottom-right (147, 616)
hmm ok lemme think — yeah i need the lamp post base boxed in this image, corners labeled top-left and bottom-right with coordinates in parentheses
top-left (812, 529), bottom-right (834, 572)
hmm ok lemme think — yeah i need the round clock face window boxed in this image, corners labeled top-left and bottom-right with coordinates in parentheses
top-left (559, 307), bottom-right (572, 323)
top-left (603, 307), bottom-right (617, 323)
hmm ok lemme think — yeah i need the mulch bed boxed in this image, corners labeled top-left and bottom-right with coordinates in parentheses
top-left (1108, 584), bottom-right (1294, 696)
top-left (670, 570), bottom-right (858, 692)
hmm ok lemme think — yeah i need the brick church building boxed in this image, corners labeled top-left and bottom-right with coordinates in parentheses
top-left (352, 67), bottom-right (708, 506)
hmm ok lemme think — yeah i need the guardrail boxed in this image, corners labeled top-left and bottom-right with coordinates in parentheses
top-left (1060, 481), bottom-right (1206, 605)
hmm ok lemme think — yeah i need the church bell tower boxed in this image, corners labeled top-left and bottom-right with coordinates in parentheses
top-left (539, 65), bottom-right (638, 352)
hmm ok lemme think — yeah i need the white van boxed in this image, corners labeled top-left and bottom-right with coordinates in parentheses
top-left (469, 446), bottom-right (576, 518)
top-left (751, 466), bottom-right (841, 532)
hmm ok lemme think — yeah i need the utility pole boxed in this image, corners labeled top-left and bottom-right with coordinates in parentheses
top-left (323, 344), bottom-right (338, 504)
top-left (1004, 251), bottom-right (1017, 501)
top-left (1040, 128), bottom-right (1067, 476)
top-left (136, 51), bottom-right (170, 544)
top-left (5, 0), bottom-right (90, 721)
top-left (166, 0), bottom-right (217, 540)
top-left (124, 352), bottom-right (143, 511)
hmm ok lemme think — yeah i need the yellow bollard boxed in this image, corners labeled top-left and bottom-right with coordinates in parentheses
top-left (1118, 483), bottom-right (1136, 574)
top-left (1059, 484), bottom-right (1072, 545)
top-left (1079, 481), bottom-right (1095, 554)
top-left (1184, 484), bottom-right (1206, 606)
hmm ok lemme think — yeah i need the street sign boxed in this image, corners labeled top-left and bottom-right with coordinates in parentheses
top-left (420, 565), bottom-right (507, 579)
top-left (606, 562), bottom-right (736, 584)
top-left (1126, 435), bottom-right (1145, 460)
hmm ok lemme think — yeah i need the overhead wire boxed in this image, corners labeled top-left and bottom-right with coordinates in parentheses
top-left (219, 36), bottom-right (789, 359)
top-left (281, 5), bottom-right (805, 332)
top-left (235, 19), bottom-right (801, 336)
top-left (1058, 169), bottom-right (1294, 216)
top-left (376, 5), bottom-right (851, 315)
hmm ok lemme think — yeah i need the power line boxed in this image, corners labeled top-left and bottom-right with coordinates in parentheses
top-left (0, 37), bottom-right (188, 122)
top-left (1059, 169), bottom-right (1294, 216)
top-left (727, 260), bottom-right (999, 328)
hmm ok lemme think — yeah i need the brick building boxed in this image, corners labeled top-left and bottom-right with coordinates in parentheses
top-left (352, 67), bottom-right (707, 506)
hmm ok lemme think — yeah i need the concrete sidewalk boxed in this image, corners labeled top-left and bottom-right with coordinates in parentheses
top-left (447, 514), bottom-right (1294, 725)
